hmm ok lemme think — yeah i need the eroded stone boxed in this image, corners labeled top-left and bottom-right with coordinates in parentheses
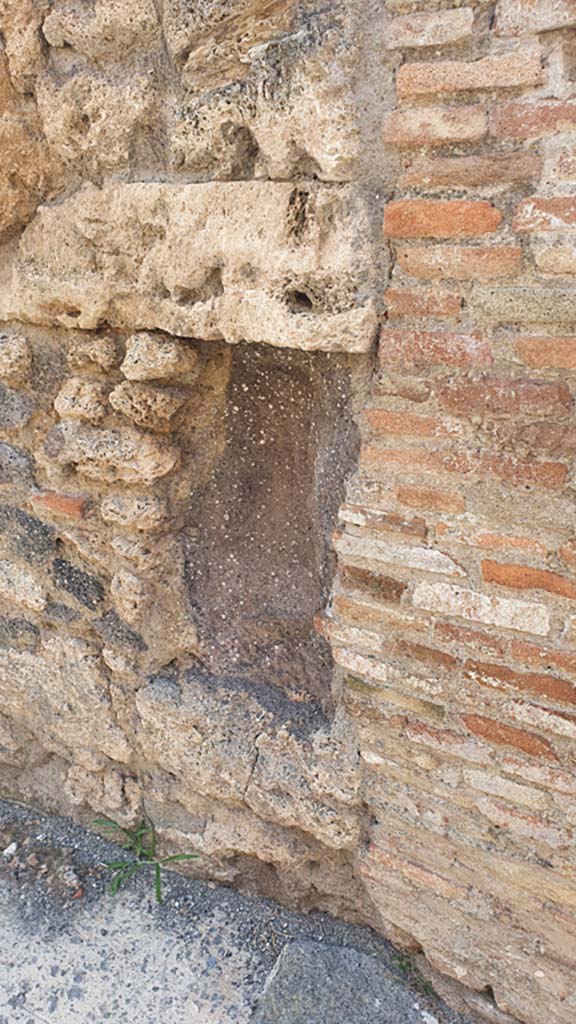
top-left (0, 334), bottom-right (32, 385)
top-left (45, 421), bottom-right (180, 485)
top-left (54, 378), bottom-right (109, 424)
top-left (120, 335), bottom-right (199, 384)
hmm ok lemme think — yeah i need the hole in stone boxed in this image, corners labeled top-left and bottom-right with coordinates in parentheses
top-left (285, 289), bottom-right (314, 314)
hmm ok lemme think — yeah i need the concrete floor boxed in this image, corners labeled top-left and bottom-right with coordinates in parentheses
top-left (0, 799), bottom-right (472, 1024)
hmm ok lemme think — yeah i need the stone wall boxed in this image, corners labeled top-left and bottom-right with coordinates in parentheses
top-left (0, 2), bottom-right (575, 1023)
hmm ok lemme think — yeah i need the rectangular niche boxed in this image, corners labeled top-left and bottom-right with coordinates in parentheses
top-left (183, 343), bottom-right (358, 701)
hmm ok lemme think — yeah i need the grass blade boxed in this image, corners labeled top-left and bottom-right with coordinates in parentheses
top-left (160, 854), bottom-right (198, 864)
top-left (154, 863), bottom-right (162, 904)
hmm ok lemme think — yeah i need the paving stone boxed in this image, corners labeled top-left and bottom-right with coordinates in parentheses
top-left (253, 941), bottom-right (437, 1024)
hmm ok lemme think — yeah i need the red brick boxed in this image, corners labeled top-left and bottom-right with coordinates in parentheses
top-left (398, 152), bottom-right (541, 189)
top-left (384, 200), bottom-right (502, 239)
top-left (465, 659), bottom-right (576, 708)
top-left (30, 491), bottom-right (87, 520)
top-left (515, 336), bottom-right (576, 370)
top-left (341, 564), bottom-right (407, 603)
top-left (495, 421), bottom-right (576, 457)
top-left (482, 560), bottom-right (576, 600)
top-left (385, 286), bottom-right (461, 319)
top-left (364, 446), bottom-right (567, 489)
top-left (436, 377), bottom-right (572, 417)
top-left (396, 244), bottom-right (522, 281)
top-left (405, 718), bottom-right (491, 762)
top-left (514, 197), bottom-right (576, 233)
top-left (379, 328), bottom-right (492, 369)
top-left (491, 100), bottom-right (576, 140)
top-left (387, 8), bottom-right (474, 49)
top-left (364, 408), bottom-right (445, 438)
top-left (435, 621), bottom-right (508, 657)
top-left (396, 639), bottom-right (460, 671)
top-left (396, 484), bottom-right (466, 514)
top-left (397, 54), bottom-right (543, 97)
top-left (462, 713), bottom-right (557, 760)
top-left (383, 106), bottom-right (486, 146)
top-left (511, 639), bottom-right (576, 679)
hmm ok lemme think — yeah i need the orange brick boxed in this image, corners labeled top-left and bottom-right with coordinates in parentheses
top-left (364, 408), bottom-right (444, 438)
top-left (515, 336), bottom-right (576, 370)
top-left (511, 639), bottom-right (576, 679)
top-left (396, 484), bottom-right (466, 514)
top-left (462, 713), bottom-right (557, 760)
top-left (436, 377), bottom-right (571, 417)
top-left (398, 153), bottom-right (541, 189)
top-left (482, 560), bottom-right (576, 600)
top-left (397, 53), bottom-right (543, 97)
top-left (396, 244), bottom-right (523, 281)
top-left (465, 659), bottom-right (576, 708)
top-left (341, 564), bottom-right (407, 603)
top-left (435, 621), bottom-right (508, 657)
top-left (379, 328), bottom-right (492, 369)
top-left (383, 105), bottom-right (486, 146)
top-left (491, 100), bottom-right (576, 140)
top-left (363, 446), bottom-right (567, 489)
top-left (514, 197), bottom-right (576, 233)
top-left (30, 491), bottom-right (87, 520)
top-left (387, 8), bottom-right (474, 49)
top-left (384, 200), bottom-right (502, 239)
top-left (385, 286), bottom-right (461, 319)
top-left (405, 718), bottom-right (491, 763)
top-left (339, 503), bottom-right (427, 539)
top-left (474, 532), bottom-right (547, 558)
top-left (361, 445), bottom-right (442, 478)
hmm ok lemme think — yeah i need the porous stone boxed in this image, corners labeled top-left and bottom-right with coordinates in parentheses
top-left (120, 336), bottom-right (198, 384)
top-left (0, 615), bottom-right (39, 652)
top-left (100, 494), bottom-right (170, 532)
top-left (93, 611), bottom-right (147, 652)
top-left (1, 182), bottom-right (377, 353)
top-left (109, 381), bottom-right (188, 432)
top-left (0, 384), bottom-right (35, 429)
top-left (0, 334), bottom-right (32, 385)
top-left (54, 378), bottom-right (109, 424)
top-left (67, 336), bottom-right (120, 374)
top-left (45, 421), bottom-right (180, 485)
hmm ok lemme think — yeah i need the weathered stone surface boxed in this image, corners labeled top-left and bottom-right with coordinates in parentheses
top-left (0, 637), bottom-right (130, 762)
top-left (100, 494), bottom-right (170, 532)
top-left (120, 334), bottom-right (199, 384)
top-left (109, 381), bottom-right (188, 432)
top-left (110, 570), bottom-right (150, 625)
top-left (253, 941), bottom-right (431, 1024)
top-left (93, 611), bottom-right (147, 652)
top-left (0, 384), bottom-right (35, 429)
top-left (52, 558), bottom-right (105, 611)
top-left (67, 335), bottom-right (120, 374)
top-left (0, 334), bottom-right (32, 385)
top-left (1, 183), bottom-right (376, 353)
top-left (54, 378), bottom-right (109, 424)
top-left (45, 421), bottom-right (180, 485)
top-left (0, 559), bottom-right (45, 612)
top-left (0, 444), bottom-right (34, 486)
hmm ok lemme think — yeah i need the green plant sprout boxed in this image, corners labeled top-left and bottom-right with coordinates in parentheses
top-left (93, 816), bottom-right (197, 904)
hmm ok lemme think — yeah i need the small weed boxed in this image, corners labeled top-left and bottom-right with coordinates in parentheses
top-left (93, 816), bottom-right (197, 904)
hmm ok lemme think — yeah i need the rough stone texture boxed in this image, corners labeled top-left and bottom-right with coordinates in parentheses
top-left (0, 3), bottom-right (575, 1024)
top-left (1, 183), bottom-right (376, 353)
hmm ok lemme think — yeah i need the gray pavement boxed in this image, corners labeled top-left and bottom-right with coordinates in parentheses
top-left (0, 799), bottom-right (472, 1024)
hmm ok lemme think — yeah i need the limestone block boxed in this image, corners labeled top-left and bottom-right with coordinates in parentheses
top-left (1, 182), bottom-right (377, 353)
top-left (0, 636), bottom-right (131, 762)
top-left (120, 334), bottom-right (199, 383)
top-left (100, 494), bottom-right (170, 532)
top-left (43, 0), bottom-right (160, 61)
top-left (54, 378), bottom-right (109, 424)
top-left (36, 71), bottom-right (157, 178)
top-left (0, 1), bottom-right (49, 92)
top-left (45, 420), bottom-right (180, 485)
top-left (0, 333), bottom-right (32, 384)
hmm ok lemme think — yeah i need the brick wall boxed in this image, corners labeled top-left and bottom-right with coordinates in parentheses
top-left (325, 3), bottom-right (576, 1021)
